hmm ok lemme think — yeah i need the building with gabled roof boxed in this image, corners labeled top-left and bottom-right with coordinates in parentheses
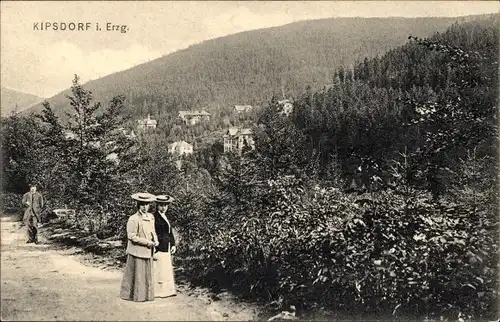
top-left (277, 99), bottom-right (294, 116)
top-left (168, 140), bottom-right (194, 170)
top-left (168, 140), bottom-right (194, 156)
top-left (234, 105), bottom-right (253, 113)
top-left (223, 127), bottom-right (255, 155)
top-left (178, 110), bottom-right (211, 126)
top-left (137, 114), bottom-right (157, 130)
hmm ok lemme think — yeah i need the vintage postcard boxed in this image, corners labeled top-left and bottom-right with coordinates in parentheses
top-left (1, 1), bottom-right (499, 321)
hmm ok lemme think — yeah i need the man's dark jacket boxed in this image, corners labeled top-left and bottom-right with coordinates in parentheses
top-left (22, 191), bottom-right (43, 222)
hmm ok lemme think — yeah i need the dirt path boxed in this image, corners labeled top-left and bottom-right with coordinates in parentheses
top-left (0, 215), bottom-right (259, 321)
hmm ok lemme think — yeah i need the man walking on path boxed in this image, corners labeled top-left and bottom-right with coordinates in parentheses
top-left (21, 184), bottom-right (44, 244)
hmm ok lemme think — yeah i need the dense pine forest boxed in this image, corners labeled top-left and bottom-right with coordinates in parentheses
top-left (2, 14), bottom-right (498, 321)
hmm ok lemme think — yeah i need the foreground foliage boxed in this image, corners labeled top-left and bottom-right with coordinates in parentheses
top-left (175, 171), bottom-right (498, 320)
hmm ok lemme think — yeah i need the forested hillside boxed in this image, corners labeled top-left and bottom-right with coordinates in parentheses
top-left (25, 15), bottom-right (489, 120)
top-left (1, 87), bottom-right (44, 116)
top-left (290, 16), bottom-right (499, 194)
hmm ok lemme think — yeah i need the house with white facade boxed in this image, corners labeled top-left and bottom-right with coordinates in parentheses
top-left (137, 114), bottom-right (157, 130)
top-left (278, 99), bottom-right (294, 116)
top-left (168, 140), bottom-right (194, 156)
top-left (234, 105), bottom-right (253, 113)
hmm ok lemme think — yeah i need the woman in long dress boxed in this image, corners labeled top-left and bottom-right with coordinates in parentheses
top-left (153, 194), bottom-right (177, 298)
top-left (120, 192), bottom-right (158, 302)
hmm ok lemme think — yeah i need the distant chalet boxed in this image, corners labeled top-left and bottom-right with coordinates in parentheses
top-left (278, 99), bottom-right (293, 116)
top-left (168, 140), bottom-right (194, 156)
top-left (223, 127), bottom-right (255, 155)
top-left (137, 114), bottom-right (157, 130)
top-left (168, 140), bottom-right (194, 171)
top-left (233, 105), bottom-right (253, 113)
top-left (178, 110), bottom-right (211, 126)
top-left (63, 130), bottom-right (76, 140)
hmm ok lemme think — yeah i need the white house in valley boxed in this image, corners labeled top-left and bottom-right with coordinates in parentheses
top-left (137, 114), bottom-right (157, 130)
top-left (233, 105), bottom-right (253, 113)
top-left (278, 99), bottom-right (293, 116)
top-left (168, 140), bottom-right (194, 156)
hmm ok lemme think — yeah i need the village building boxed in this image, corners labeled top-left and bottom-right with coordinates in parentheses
top-left (63, 130), bottom-right (76, 140)
top-left (137, 114), bottom-right (157, 130)
top-left (278, 99), bottom-right (294, 116)
top-left (168, 140), bottom-right (194, 170)
top-left (223, 127), bottom-right (255, 155)
top-left (168, 140), bottom-right (194, 156)
top-left (178, 110), bottom-right (211, 126)
top-left (89, 141), bottom-right (101, 148)
top-left (233, 105), bottom-right (253, 113)
top-left (106, 152), bottom-right (119, 165)
top-left (174, 160), bottom-right (183, 171)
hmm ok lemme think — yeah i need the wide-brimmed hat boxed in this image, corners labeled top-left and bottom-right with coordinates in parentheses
top-left (155, 194), bottom-right (175, 203)
top-left (131, 192), bottom-right (156, 202)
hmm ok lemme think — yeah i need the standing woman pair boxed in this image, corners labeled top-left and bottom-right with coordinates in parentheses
top-left (120, 192), bottom-right (177, 302)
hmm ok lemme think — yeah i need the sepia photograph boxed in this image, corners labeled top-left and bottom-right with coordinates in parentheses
top-left (1, 1), bottom-right (499, 321)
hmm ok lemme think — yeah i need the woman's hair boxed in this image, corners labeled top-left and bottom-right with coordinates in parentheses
top-left (136, 201), bottom-right (150, 210)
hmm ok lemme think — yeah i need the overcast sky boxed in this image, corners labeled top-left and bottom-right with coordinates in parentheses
top-left (1, 1), bottom-right (498, 98)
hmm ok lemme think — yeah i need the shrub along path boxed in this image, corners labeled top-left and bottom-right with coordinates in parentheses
top-left (0, 213), bottom-right (260, 321)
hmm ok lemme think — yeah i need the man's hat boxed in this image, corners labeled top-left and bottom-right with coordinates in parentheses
top-left (155, 194), bottom-right (175, 203)
top-left (131, 192), bottom-right (155, 202)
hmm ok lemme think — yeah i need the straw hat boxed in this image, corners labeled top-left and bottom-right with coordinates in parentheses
top-left (155, 194), bottom-right (175, 203)
top-left (131, 192), bottom-right (156, 202)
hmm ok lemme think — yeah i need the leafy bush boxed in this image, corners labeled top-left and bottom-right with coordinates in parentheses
top-left (1, 192), bottom-right (23, 215)
top-left (182, 175), bottom-right (498, 320)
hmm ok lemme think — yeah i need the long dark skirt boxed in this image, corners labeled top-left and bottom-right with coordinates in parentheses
top-left (120, 254), bottom-right (154, 302)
